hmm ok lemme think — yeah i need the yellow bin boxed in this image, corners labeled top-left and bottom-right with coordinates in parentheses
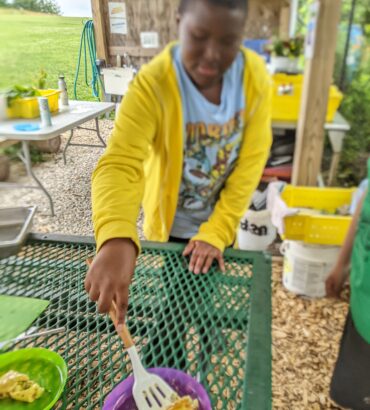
top-left (281, 185), bottom-right (355, 246)
top-left (6, 89), bottom-right (60, 119)
top-left (271, 74), bottom-right (343, 123)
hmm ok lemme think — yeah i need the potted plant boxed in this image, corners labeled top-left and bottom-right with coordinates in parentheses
top-left (265, 36), bottom-right (305, 73)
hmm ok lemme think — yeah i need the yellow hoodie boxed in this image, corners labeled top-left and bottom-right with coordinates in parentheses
top-left (92, 43), bottom-right (272, 253)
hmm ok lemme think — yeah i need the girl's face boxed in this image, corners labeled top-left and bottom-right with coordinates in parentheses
top-left (178, 1), bottom-right (246, 90)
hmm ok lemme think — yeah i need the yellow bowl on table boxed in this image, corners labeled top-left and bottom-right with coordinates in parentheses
top-left (6, 89), bottom-right (60, 119)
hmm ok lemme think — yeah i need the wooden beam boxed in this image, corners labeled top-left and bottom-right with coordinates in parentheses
top-left (109, 46), bottom-right (161, 59)
top-left (91, 0), bottom-right (109, 62)
top-left (292, 0), bottom-right (342, 186)
top-left (279, 6), bottom-right (291, 40)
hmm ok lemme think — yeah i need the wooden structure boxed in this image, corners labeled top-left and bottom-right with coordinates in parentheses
top-left (91, 0), bottom-right (290, 66)
top-left (91, 0), bottom-right (344, 187)
top-left (292, 0), bottom-right (342, 186)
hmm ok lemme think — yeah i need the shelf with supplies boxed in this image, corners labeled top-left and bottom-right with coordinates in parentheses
top-left (264, 112), bottom-right (351, 186)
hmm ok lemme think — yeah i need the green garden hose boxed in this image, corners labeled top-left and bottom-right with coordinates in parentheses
top-left (74, 20), bottom-right (103, 100)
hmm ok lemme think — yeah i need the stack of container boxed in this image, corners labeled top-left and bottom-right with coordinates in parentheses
top-left (278, 185), bottom-right (355, 298)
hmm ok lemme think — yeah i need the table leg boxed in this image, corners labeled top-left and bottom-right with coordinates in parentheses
top-left (63, 118), bottom-right (107, 165)
top-left (63, 129), bottom-right (74, 165)
top-left (328, 130), bottom-right (346, 186)
top-left (328, 152), bottom-right (341, 186)
top-left (95, 118), bottom-right (106, 148)
top-left (105, 94), bottom-right (112, 119)
top-left (19, 141), bottom-right (55, 216)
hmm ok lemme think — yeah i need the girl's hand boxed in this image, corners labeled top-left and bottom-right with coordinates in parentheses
top-left (183, 240), bottom-right (225, 274)
top-left (325, 265), bottom-right (349, 298)
top-left (85, 238), bottom-right (137, 330)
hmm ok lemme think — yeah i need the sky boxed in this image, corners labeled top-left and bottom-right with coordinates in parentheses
top-left (54, 0), bottom-right (92, 17)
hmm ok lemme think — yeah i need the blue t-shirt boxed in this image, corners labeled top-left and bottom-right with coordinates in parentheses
top-left (170, 45), bottom-right (245, 238)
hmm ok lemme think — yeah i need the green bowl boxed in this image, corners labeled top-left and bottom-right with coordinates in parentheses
top-left (0, 348), bottom-right (67, 410)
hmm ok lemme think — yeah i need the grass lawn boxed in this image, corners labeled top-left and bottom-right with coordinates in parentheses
top-left (0, 8), bottom-right (97, 102)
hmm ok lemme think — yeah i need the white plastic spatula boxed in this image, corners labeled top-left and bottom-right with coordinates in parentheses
top-left (109, 305), bottom-right (177, 409)
top-left (85, 259), bottom-right (177, 409)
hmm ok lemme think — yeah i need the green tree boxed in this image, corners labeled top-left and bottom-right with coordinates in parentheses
top-left (337, 68), bottom-right (370, 185)
top-left (38, 0), bottom-right (60, 14)
top-left (334, 0), bottom-right (370, 185)
top-left (12, 0), bottom-right (60, 15)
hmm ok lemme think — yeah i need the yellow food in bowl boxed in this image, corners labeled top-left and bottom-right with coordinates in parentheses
top-left (0, 371), bottom-right (44, 403)
top-left (167, 395), bottom-right (199, 410)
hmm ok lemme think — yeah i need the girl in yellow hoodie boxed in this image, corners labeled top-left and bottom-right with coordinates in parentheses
top-left (86, 0), bottom-right (272, 328)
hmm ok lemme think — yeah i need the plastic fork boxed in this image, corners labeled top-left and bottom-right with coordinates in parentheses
top-left (86, 259), bottom-right (177, 409)
top-left (0, 327), bottom-right (65, 350)
top-left (109, 305), bottom-right (177, 409)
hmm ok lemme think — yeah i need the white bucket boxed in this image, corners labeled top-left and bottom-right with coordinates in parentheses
top-left (270, 56), bottom-right (299, 74)
top-left (281, 241), bottom-right (340, 298)
top-left (237, 210), bottom-right (277, 251)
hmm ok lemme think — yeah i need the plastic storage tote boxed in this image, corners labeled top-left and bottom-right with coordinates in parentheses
top-left (6, 89), bottom-right (60, 119)
top-left (281, 185), bottom-right (355, 246)
top-left (271, 74), bottom-right (343, 123)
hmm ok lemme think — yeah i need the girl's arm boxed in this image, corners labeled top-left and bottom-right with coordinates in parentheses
top-left (326, 190), bottom-right (367, 297)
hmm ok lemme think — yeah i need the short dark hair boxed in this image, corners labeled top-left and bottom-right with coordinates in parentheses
top-left (178, 0), bottom-right (248, 14)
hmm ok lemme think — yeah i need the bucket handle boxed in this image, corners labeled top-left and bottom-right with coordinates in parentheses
top-left (280, 241), bottom-right (289, 256)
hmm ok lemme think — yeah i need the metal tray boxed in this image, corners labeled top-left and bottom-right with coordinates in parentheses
top-left (0, 206), bottom-right (36, 259)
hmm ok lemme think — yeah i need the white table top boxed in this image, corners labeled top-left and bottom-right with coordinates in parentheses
top-left (0, 100), bottom-right (115, 141)
top-left (0, 100), bottom-right (349, 141)
top-left (272, 111), bottom-right (350, 132)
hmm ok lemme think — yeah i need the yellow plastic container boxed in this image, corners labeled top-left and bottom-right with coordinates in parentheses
top-left (6, 89), bottom-right (60, 119)
top-left (271, 74), bottom-right (343, 123)
top-left (281, 185), bottom-right (356, 246)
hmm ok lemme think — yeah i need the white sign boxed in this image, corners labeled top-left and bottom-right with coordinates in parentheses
top-left (305, 1), bottom-right (320, 60)
top-left (140, 32), bottom-right (160, 49)
top-left (109, 2), bottom-right (127, 35)
top-left (101, 67), bottom-right (135, 95)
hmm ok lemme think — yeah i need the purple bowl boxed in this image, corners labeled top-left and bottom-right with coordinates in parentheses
top-left (103, 368), bottom-right (211, 410)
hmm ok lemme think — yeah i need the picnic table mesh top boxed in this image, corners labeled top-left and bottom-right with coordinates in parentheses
top-left (0, 235), bottom-right (271, 410)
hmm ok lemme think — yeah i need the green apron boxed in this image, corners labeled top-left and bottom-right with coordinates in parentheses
top-left (350, 157), bottom-right (370, 343)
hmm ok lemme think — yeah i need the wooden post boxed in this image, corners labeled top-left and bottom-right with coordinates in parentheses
top-left (328, 152), bottom-right (341, 186)
top-left (91, 0), bottom-right (109, 63)
top-left (279, 6), bottom-right (291, 40)
top-left (292, 0), bottom-right (342, 186)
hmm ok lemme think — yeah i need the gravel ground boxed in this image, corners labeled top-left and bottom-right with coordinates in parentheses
top-left (1, 120), bottom-right (348, 409)
top-left (2, 119), bottom-right (120, 236)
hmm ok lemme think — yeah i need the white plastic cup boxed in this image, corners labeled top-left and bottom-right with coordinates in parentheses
top-left (38, 97), bottom-right (52, 127)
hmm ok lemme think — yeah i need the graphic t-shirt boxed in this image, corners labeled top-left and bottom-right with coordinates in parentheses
top-left (170, 45), bottom-right (245, 238)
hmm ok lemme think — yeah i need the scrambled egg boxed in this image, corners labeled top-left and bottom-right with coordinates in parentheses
top-left (0, 371), bottom-right (44, 403)
top-left (166, 395), bottom-right (199, 410)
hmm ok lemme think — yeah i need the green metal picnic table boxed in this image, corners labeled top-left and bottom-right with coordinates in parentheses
top-left (0, 234), bottom-right (272, 409)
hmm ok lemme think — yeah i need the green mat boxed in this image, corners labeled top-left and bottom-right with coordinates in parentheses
top-left (0, 295), bottom-right (49, 342)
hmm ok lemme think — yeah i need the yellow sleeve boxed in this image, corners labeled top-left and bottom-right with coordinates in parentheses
top-left (192, 73), bottom-right (272, 251)
top-left (92, 72), bottom-right (159, 252)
